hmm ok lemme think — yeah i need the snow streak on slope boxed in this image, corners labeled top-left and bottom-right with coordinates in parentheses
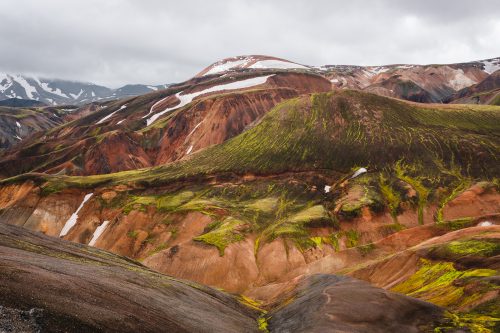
top-left (96, 105), bottom-right (127, 124)
top-left (89, 220), bottom-right (110, 246)
top-left (146, 75), bottom-right (274, 126)
top-left (60, 193), bottom-right (93, 237)
top-left (13, 75), bottom-right (37, 99)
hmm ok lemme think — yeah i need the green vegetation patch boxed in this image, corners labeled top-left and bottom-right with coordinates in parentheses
top-left (392, 259), bottom-right (497, 308)
top-left (193, 217), bottom-right (246, 256)
top-left (445, 240), bottom-right (500, 257)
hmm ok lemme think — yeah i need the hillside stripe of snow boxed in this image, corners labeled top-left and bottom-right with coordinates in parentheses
top-left (13, 75), bottom-right (37, 99)
top-left (88, 220), bottom-right (110, 246)
top-left (96, 105), bottom-right (127, 124)
top-left (14, 135), bottom-right (22, 140)
top-left (204, 58), bottom-right (250, 75)
top-left (146, 75), bottom-right (274, 126)
top-left (147, 86), bottom-right (158, 91)
top-left (16, 121), bottom-right (21, 128)
top-left (143, 95), bottom-right (170, 119)
top-left (116, 119), bottom-right (125, 125)
top-left (60, 193), bottom-right (93, 237)
top-left (186, 121), bottom-right (204, 139)
top-left (69, 89), bottom-right (84, 99)
top-left (249, 60), bottom-right (308, 70)
top-left (350, 167), bottom-right (367, 179)
top-left (34, 78), bottom-right (69, 98)
top-left (186, 145), bottom-right (193, 155)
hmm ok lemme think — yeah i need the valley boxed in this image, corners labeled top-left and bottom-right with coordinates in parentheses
top-left (0, 55), bottom-right (499, 332)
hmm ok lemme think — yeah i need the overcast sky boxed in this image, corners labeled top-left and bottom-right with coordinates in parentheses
top-left (1, 0), bottom-right (499, 87)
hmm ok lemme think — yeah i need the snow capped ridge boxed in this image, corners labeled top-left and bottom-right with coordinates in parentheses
top-left (200, 55), bottom-right (310, 76)
top-left (0, 72), bottom-right (170, 106)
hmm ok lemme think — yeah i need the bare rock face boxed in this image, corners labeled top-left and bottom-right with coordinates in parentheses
top-left (447, 70), bottom-right (500, 104)
top-left (0, 223), bottom-right (261, 333)
top-left (267, 274), bottom-right (444, 333)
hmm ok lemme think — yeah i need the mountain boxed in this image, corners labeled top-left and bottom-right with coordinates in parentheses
top-left (0, 106), bottom-right (63, 150)
top-left (197, 55), bottom-right (500, 103)
top-left (446, 69), bottom-right (500, 105)
top-left (0, 55), bottom-right (499, 332)
top-left (0, 70), bottom-right (331, 177)
top-left (0, 72), bottom-right (170, 106)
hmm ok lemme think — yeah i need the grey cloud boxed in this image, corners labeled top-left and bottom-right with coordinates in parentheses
top-left (0, 0), bottom-right (499, 87)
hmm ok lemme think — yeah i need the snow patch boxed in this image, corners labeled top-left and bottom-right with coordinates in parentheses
top-left (186, 145), bottom-right (193, 155)
top-left (14, 135), bottom-right (22, 140)
top-left (350, 167), bottom-right (367, 179)
top-left (146, 75), bottom-right (274, 126)
top-left (249, 60), bottom-right (308, 70)
top-left (13, 75), bottom-right (37, 99)
top-left (478, 221), bottom-right (493, 227)
top-left (482, 59), bottom-right (500, 74)
top-left (204, 58), bottom-right (250, 75)
top-left (96, 105), bottom-right (127, 124)
top-left (34, 78), bottom-right (68, 98)
top-left (116, 119), bottom-right (125, 125)
top-left (16, 121), bottom-right (21, 128)
top-left (186, 121), bottom-right (204, 139)
top-left (69, 89), bottom-right (84, 99)
top-left (60, 193), bottom-right (93, 237)
top-left (88, 220), bottom-right (110, 246)
top-left (395, 65), bottom-right (415, 69)
top-left (324, 185), bottom-right (331, 193)
top-left (364, 67), bottom-right (389, 77)
top-left (147, 85), bottom-right (158, 91)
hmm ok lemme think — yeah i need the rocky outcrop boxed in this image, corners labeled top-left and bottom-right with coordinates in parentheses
top-left (267, 274), bottom-right (444, 333)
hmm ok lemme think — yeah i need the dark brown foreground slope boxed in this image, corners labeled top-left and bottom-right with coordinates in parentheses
top-left (0, 223), bottom-right (260, 333)
top-left (1, 223), bottom-right (469, 333)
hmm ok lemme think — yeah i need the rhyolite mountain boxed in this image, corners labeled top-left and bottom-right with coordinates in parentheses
top-left (0, 72), bottom-right (170, 105)
top-left (0, 54), bottom-right (499, 332)
top-left (446, 69), bottom-right (500, 105)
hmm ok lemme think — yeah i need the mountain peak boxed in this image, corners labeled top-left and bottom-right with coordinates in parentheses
top-left (196, 55), bottom-right (309, 77)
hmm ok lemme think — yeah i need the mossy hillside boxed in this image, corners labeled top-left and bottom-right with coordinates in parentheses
top-left (193, 217), bottom-right (246, 256)
top-left (430, 239), bottom-right (500, 260)
top-left (392, 258), bottom-right (497, 309)
top-left (19, 89), bottom-right (500, 193)
top-left (392, 243), bottom-right (500, 333)
top-left (116, 180), bottom-right (342, 256)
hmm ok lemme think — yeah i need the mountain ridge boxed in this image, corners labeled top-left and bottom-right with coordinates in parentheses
top-left (0, 72), bottom-right (170, 106)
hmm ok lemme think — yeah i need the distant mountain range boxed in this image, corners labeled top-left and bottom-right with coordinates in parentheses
top-left (0, 73), bottom-right (170, 105)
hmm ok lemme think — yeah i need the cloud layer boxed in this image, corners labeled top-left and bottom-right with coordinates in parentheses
top-left (1, 0), bottom-right (499, 87)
